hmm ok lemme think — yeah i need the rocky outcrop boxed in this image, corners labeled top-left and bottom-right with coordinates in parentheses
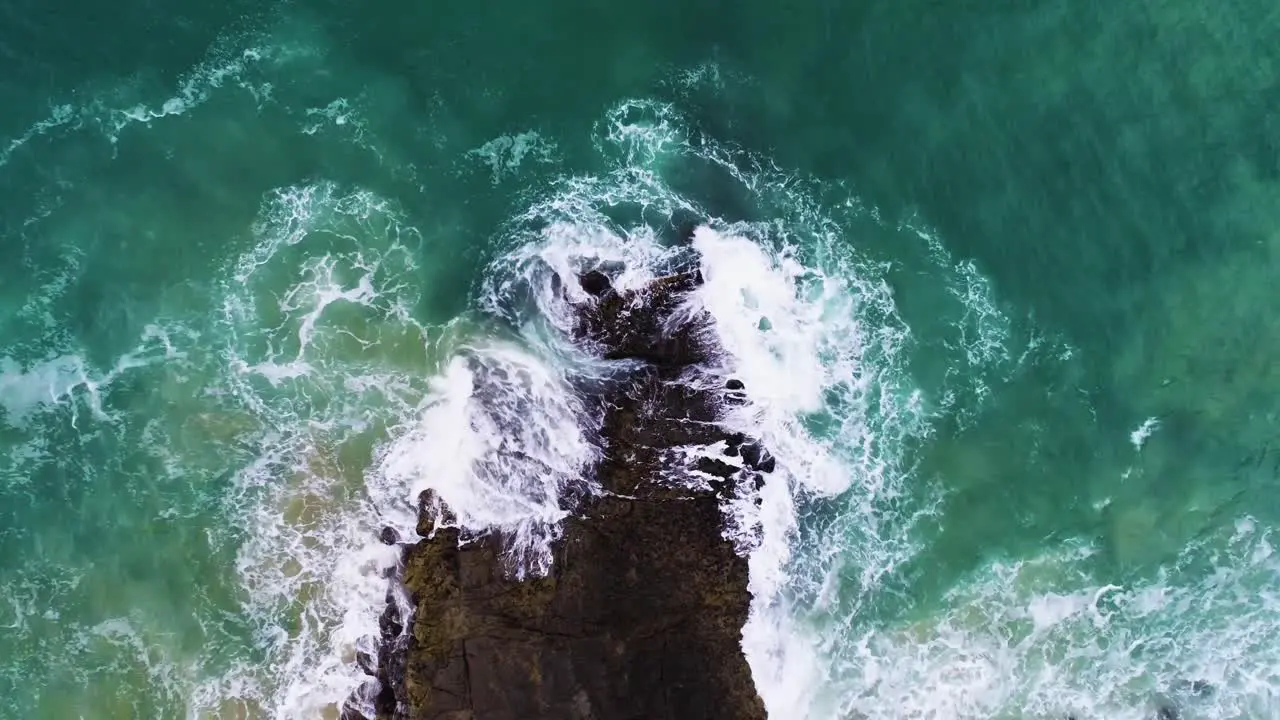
top-left (574, 269), bottom-right (711, 367)
top-left (352, 266), bottom-right (767, 720)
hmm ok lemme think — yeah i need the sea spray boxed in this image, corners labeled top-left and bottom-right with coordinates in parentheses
top-left (377, 342), bottom-right (599, 579)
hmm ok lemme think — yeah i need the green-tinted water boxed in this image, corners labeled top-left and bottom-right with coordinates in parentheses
top-left (2, 1), bottom-right (1279, 718)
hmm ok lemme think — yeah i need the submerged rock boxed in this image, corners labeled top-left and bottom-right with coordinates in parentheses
top-left (366, 262), bottom-right (767, 719)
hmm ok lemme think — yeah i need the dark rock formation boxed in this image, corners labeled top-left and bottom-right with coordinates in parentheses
top-left (578, 269), bottom-right (613, 298)
top-left (573, 270), bottom-right (710, 367)
top-left (393, 491), bottom-right (761, 720)
top-left (362, 265), bottom-right (766, 719)
top-left (739, 443), bottom-right (775, 474)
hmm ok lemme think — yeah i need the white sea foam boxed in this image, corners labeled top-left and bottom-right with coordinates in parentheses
top-left (301, 98), bottom-right (360, 136)
top-left (0, 103), bottom-right (78, 170)
top-left (378, 341), bottom-right (599, 578)
top-left (227, 437), bottom-right (403, 720)
top-left (684, 223), bottom-right (934, 717)
top-left (299, 97), bottom-right (389, 161)
top-left (0, 24), bottom-right (444, 720)
top-left (103, 87), bottom-right (1275, 720)
top-left (688, 181), bottom-right (1274, 720)
top-left (599, 98), bottom-right (691, 168)
top-left (160, 92), bottom-right (1074, 720)
top-left (0, 354), bottom-right (102, 427)
top-left (468, 130), bottom-right (558, 184)
top-left (200, 178), bottom-right (614, 717)
top-left (194, 182), bottom-right (433, 719)
top-left (101, 44), bottom-right (274, 141)
top-left (0, 324), bottom-right (182, 430)
top-left (482, 216), bottom-right (689, 365)
top-left (0, 33), bottom-right (279, 175)
top-left (1131, 416), bottom-right (1161, 450)
top-left (669, 61), bottom-right (728, 93)
top-left (823, 526), bottom-right (1280, 720)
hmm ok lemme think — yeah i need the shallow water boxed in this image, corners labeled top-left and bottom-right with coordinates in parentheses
top-left (3, 1), bottom-right (1280, 718)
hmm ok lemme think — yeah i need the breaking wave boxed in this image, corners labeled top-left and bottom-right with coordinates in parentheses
top-left (378, 341), bottom-right (599, 579)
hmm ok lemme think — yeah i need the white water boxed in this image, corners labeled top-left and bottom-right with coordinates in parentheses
top-left (1131, 417), bottom-right (1161, 450)
top-left (448, 100), bottom-right (941, 718)
top-left (193, 182), bottom-right (434, 719)
top-left (195, 176), bottom-right (610, 718)
top-left (823, 521), bottom-right (1280, 720)
top-left (378, 342), bottom-right (599, 578)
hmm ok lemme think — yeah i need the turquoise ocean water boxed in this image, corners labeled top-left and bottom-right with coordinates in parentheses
top-left (3, 1), bottom-right (1280, 718)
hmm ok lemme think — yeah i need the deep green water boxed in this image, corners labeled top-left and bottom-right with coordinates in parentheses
top-left (3, 1), bottom-right (1280, 718)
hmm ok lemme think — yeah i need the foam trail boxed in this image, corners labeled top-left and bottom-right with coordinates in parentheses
top-left (467, 130), bottom-right (558, 184)
top-left (102, 45), bottom-right (274, 140)
top-left (0, 37), bottom-right (276, 171)
top-left (0, 324), bottom-right (182, 430)
top-left (0, 104), bottom-right (78, 169)
top-left (0, 355), bottom-right (102, 427)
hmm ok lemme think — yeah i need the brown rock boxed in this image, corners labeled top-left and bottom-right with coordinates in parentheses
top-left (395, 487), bottom-right (762, 720)
top-left (367, 262), bottom-right (766, 720)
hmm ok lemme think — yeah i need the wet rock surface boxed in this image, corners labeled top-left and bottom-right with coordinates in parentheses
top-left (573, 269), bottom-right (711, 367)
top-left (360, 266), bottom-right (767, 720)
